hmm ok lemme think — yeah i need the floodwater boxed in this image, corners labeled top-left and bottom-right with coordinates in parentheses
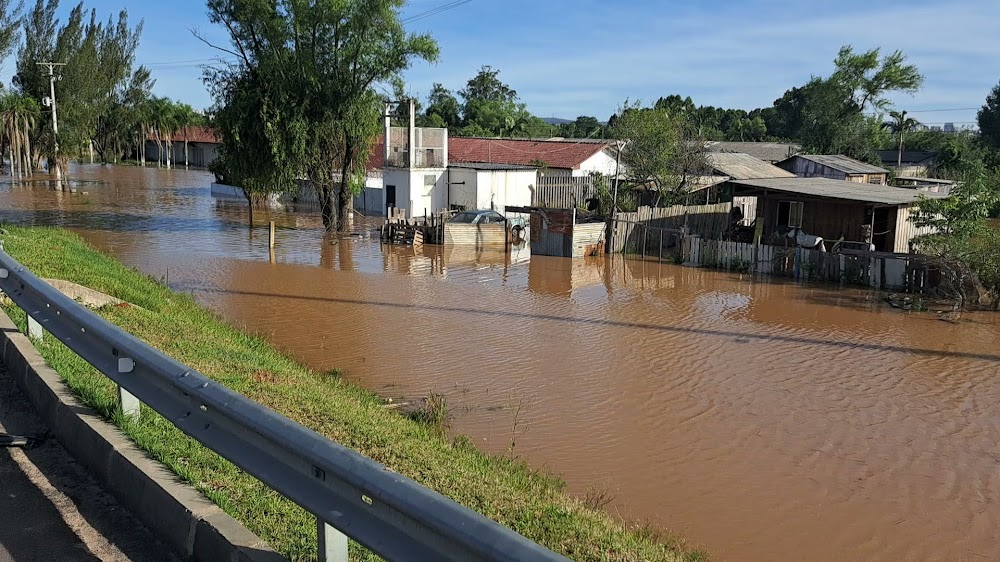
top-left (2, 165), bottom-right (999, 561)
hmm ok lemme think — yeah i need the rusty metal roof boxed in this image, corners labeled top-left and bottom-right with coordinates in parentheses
top-left (731, 177), bottom-right (946, 205)
top-left (781, 154), bottom-right (889, 175)
top-left (706, 153), bottom-right (795, 180)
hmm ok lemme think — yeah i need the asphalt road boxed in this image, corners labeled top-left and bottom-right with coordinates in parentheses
top-left (0, 363), bottom-right (179, 562)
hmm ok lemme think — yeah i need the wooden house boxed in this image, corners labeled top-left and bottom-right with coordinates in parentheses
top-left (730, 177), bottom-right (942, 253)
top-left (777, 154), bottom-right (890, 185)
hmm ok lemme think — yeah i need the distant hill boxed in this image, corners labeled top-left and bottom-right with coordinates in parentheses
top-left (541, 117), bottom-right (573, 125)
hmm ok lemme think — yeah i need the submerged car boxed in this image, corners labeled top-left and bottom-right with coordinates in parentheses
top-left (448, 210), bottom-right (528, 235)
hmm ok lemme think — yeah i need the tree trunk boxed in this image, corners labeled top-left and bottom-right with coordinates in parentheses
top-left (320, 184), bottom-right (336, 232)
top-left (898, 131), bottom-right (903, 170)
top-left (245, 191), bottom-right (254, 227)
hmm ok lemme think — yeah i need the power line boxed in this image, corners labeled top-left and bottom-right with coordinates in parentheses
top-left (402, 0), bottom-right (474, 24)
top-left (905, 107), bottom-right (980, 113)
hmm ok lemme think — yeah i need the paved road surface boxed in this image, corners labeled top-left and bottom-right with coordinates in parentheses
top-left (0, 363), bottom-right (179, 562)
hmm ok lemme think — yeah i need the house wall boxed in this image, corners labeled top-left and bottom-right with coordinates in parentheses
top-left (576, 149), bottom-right (619, 177)
top-left (381, 168), bottom-right (447, 217)
top-left (144, 141), bottom-right (218, 168)
top-left (447, 168), bottom-right (479, 211)
top-left (474, 169), bottom-right (537, 214)
top-left (894, 204), bottom-right (937, 253)
top-left (780, 158), bottom-right (887, 185)
top-left (760, 197), bottom-right (870, 243)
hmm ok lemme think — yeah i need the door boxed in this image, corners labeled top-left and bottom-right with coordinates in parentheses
top-left (872, 207), bottom-right (891, 252)
top-left (385, 185), bottom-right (396, 212)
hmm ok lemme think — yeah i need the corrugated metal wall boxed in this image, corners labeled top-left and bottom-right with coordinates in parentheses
top-left (443, 224), bottom-right (507, 247)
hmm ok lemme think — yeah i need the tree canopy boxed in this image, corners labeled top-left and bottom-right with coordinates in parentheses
top-left (978, 80), bottom-right (1000, 151)
top-left (205, 0), bottom-right (438, 232)
top-left (12, 0), bottom-right (150, 170)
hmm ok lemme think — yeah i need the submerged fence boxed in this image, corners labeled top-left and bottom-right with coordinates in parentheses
top-left (0, 248), bottom-right (569, 562)
top-left (609, 217), bottom-right (936, 292)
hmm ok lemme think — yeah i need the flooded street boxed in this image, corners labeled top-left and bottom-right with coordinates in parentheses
top-left (2, 165), bottom-right (999, 561)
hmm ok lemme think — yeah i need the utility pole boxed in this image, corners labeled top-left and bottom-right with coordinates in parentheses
top-left (37, 62), bottom-right (66, 188)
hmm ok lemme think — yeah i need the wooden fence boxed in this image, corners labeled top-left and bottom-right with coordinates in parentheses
top-left (532, 175), bottom-right (597, 209)
top-left (608, 204), bottom-right (732, 253)
top-left (531, 175), bottom-right (640, 211)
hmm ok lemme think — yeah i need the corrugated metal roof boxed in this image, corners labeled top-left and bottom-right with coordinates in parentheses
top-left (732, 177), bottom-right (945, 205)
top-left (706, 153), bottom-right (796, 180)
top-left (784, 154), bottom-right (889, 174)
top-left (877, 150), bottom-right (939, 166)
top-left (705, 141), bottom-right (802, 162)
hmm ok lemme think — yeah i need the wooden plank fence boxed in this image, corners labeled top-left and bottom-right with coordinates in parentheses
top-left (608, 204), bottom-right (732, 253)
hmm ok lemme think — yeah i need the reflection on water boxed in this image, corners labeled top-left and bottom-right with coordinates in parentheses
top-left (2, 165), bottom-right (999, 561)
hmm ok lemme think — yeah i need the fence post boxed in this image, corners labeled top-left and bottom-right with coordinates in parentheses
top-left (318, 518), bottom-right (349, 562)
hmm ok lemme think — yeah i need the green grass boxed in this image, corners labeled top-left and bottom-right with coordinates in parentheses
top-left (0, 226), bottom-right (706, 562)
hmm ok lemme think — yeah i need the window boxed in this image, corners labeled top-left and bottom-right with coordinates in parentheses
top-left (778, 201), bottom-right (804, 228)
top-left (868, 174), bottom-right (883, 184)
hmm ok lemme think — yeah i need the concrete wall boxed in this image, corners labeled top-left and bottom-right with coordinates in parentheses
top-left (0, 312), bottom-right (280, 562)
top-left (382, 168), bottom-right (447, 217)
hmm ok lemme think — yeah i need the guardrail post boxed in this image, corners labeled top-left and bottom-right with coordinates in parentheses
top-left (317, 518), bottom-right (348, 562)
top-left (26, 314), bottom-right (43, 340)
top-left (117, 357), bottom-right (141, 419)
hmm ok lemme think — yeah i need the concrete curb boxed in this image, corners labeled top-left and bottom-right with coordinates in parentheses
top-left (0, 311), bottom-right (287, 562)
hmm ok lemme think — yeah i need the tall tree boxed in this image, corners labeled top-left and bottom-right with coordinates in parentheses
top-left (978, 80), bottom-right (1000, 151)
top-left (205, 0), bottom-right (438, 232)
top-left (14, 1), bottom-right (148, 173)
top-left (459, 65), bottom-right (517, 105)
top-left (421, 82), bottom-right (460, 128)
top-left (882, 110), bottom-right (920, 169)
top-left (610, 100), bottom-right (709, 207)
top-left (0, 0), bottom-right (22, 81)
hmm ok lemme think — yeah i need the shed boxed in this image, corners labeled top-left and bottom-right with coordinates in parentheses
top-left (507, 206), bottom-right (605, 258)
top-left (731, 177), bottom-right (942, 253)
top-left (877, 149), bottom-right (938, 177)
top-left (777, 154), bottom-right (890, 185)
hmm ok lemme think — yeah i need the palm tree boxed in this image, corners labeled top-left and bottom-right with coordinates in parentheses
top-left (883, 110), bottom-right (921, 170)
top-left (0, 93), bottom-right (40, 179)
top-left (173, 103), bottom-right (200, 168)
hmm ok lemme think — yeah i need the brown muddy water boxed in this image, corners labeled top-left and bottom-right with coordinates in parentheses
top-left (2, 165), bottom-right (999, 561)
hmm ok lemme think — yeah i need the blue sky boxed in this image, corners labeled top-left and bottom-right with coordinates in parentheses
top-left (1, 0), bottom-right (997, 127)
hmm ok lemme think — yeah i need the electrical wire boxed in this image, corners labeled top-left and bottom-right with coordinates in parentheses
top-left (402, 0), bottom-right (474, 24)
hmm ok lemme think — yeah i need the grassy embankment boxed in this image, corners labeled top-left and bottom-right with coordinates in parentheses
top-left (0, 226), bottom-right (706, 562)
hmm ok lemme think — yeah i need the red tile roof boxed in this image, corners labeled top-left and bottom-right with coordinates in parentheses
top-left (447, 137), bottom-right (608, 170)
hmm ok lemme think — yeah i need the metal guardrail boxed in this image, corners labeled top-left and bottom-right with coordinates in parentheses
top-left (0, 249), bottom-right (570, 562)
